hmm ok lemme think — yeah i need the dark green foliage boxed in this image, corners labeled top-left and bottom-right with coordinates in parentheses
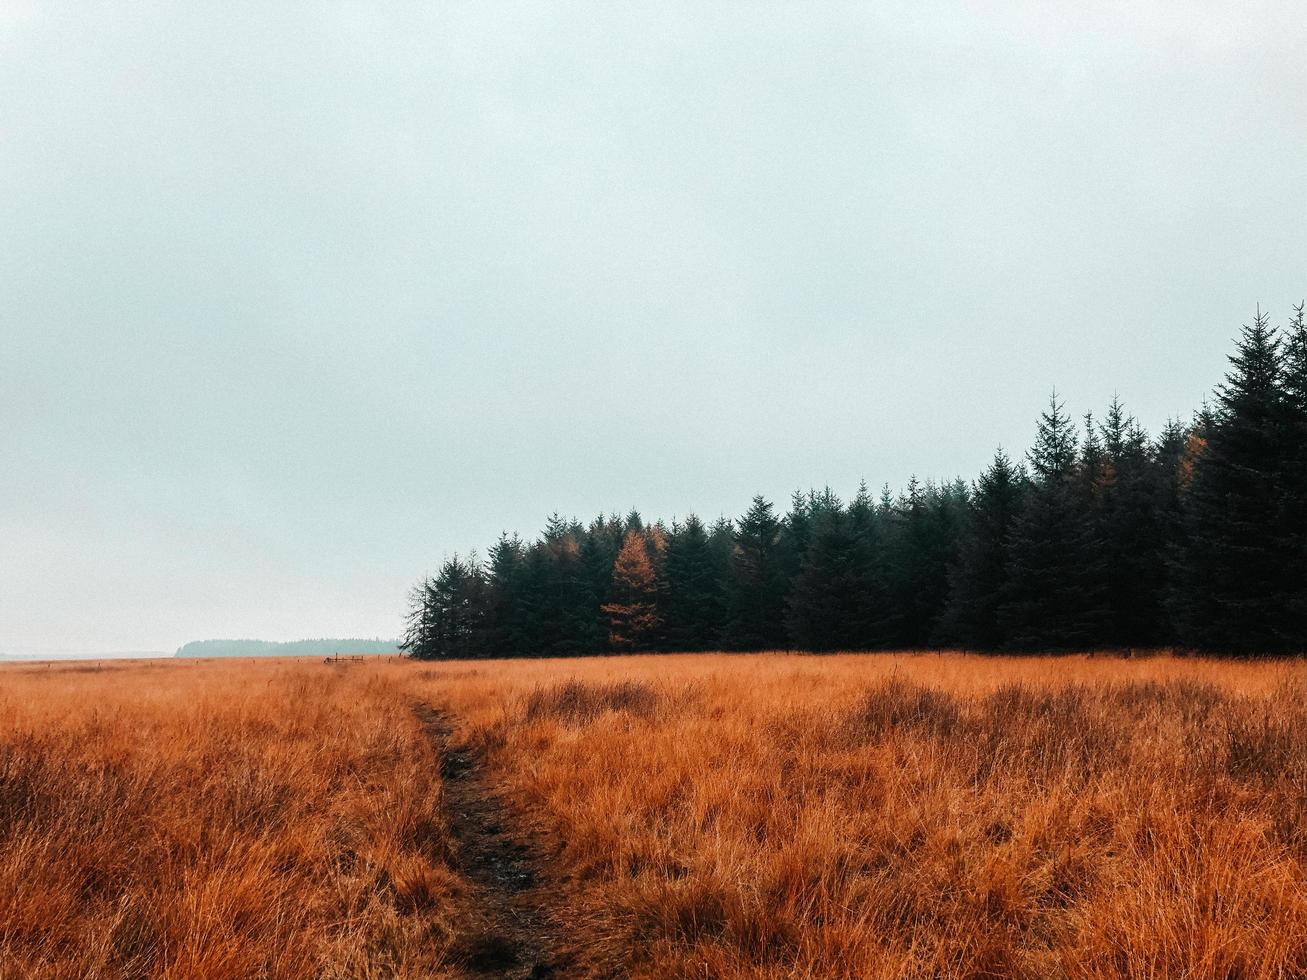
top-left (785, 489), bottom-right (872, 650)
top-left (526, 515), bottom-right (602, 657)
top-left (663, 514), bottom-right (729, 650)
top-left (1280, 304), bottom-right (1307, 647)
top-left (1092, 399), bottom-right (1173, 647)
top-left (1171, 312), bottom-right (1295, 652)
top-left (873, 479), bottom-right (965, 647)
top-left (402, 554), bottom-right (488, 660)
top-left (484, 533), bottom-right (528, 656)
top-left (1000, 396), bottom-right (1109, 650)
top-left (403, 304), bottom-right (1304, 658)
top-left (725, 496), bottom-right (789, 649)
top-left (936, 450), bottom-right (1026, 649)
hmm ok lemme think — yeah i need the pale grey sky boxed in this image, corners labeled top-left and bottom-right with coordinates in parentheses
top-left (1, 1), bottom-right (1303, 654)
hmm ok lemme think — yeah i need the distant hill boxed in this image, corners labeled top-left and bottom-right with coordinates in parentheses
top-left (174, 638), bottom-right (403, 658)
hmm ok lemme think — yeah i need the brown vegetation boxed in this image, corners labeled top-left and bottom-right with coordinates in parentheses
top-left (0, 660), bottom-right (465, 979)
top-left (1, 652), bottom-right (1303, 979)
top-left (421, 653), bottom-right (1306, 979)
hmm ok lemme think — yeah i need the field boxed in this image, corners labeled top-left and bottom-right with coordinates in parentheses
top-left (0, 653), bottom-right (1303, 979)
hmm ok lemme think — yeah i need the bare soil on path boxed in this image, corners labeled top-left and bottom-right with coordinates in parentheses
top-left (413, 704), bottom-right (569, 980)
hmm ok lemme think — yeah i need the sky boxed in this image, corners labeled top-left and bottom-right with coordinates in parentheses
top-left (1, 1), bottom-right (1304, 655)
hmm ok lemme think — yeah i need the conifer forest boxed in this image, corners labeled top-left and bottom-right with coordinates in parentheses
top-left (404, 306), bottom-right (1307, 659)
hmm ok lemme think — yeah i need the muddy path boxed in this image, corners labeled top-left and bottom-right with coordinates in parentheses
top-left (413, 704), bottom-right (567, 979)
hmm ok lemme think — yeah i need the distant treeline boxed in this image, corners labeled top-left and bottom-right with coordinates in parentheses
top-left (175, 638), bottom-right (402, 658)
top-left (404, 306), bottom-right (1306, 658)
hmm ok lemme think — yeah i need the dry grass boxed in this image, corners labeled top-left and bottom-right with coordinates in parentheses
top-left (417, 652), bottom-right (1307, 980)
top-left (0, 659), bottom-right (464, 980)
top-left (1, 652), bottom-right (1303, 979)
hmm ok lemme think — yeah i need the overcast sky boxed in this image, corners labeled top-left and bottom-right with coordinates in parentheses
top-left (1, 1), bottom-right (1303, 654)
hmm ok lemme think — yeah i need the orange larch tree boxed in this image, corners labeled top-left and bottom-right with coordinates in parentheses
top-left (602, 529), bottom-right (661, 650)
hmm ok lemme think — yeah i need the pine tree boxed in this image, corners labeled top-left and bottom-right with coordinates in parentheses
top-left (707, 517), bottom-right (736, 644)
top-left (1080, 411), bottom-right (1106, 504)
top-left (779, 490), bottom-right (815, 613)
top-left (873, 479), bottom-right (967, 648)
top-left (1172, 311), bottom-right (1289, 652)
top-left (403, 554), bottom-right (489, 659)
top-left (726, 496), bottom-right (788, 649)
top-left (1093, 398), bottom-right (1170, 647)
top-left (1281, 303), bottom-right (1307, 647)
top-left (519, 515), bottom-right (597, 657)
top-left (847, 480), bottom-right (890, 646)
top-left (936, 449), bottom-right (1026, 649)
top-left (602, 529), bottom-right (662, 650)
top-left (485, 533), bottom-right (527, 656)
top-left (663, 514), bottom-right (728, 650)
top-left (579, 514), bottom-right (624, 651)
top-left (666, 516), bottom-right (718, 649)
top-left (1000, 395), bottom-right (1109, 650)
top-left (401, 576), bottom-right (439, 659)
top-left (785, 490), bottom-right (871, 650)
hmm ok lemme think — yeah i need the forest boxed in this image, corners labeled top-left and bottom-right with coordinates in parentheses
top-left (403, 306), bottom-right (1306, 658)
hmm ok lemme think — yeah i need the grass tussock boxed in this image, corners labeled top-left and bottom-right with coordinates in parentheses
top-left (523, 679), bottom-right (660, 726)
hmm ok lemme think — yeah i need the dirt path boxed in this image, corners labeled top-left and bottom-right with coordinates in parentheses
top-left (413, 704), bottom-right (565, 980)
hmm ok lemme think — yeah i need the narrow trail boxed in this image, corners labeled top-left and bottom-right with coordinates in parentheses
top-left (413, 704), bottom-right (566, 980)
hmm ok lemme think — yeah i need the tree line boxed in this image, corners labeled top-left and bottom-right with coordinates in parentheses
top-left (404, 306), bottom-right (1306, 658)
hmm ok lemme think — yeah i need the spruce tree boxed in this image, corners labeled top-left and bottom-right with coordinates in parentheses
top-left (726, 496), bottom-right (788, 649)
top-left (485, 533), bottom-right (527, 656)
top-left (644, 520), bottom-right (671, 646)
top-left (520, 515), bottom-right (597, 657)
top-left (1281, 303), bottom-right (1307, 647)
top-left (847, 480), bottom-right (889, 646)
top-left (663, 514), bottom-right (728, 650)
top-left (404, 554), bottom-right (489, 659)
top-left (780, 490), bottom-right (814, 596)
top-left (785, 490), bottom-right (870, 650)
top-left (936, 449), bottom-right (1026, 649)
top-left (882, 479), bottom-right (962, 647)
top-left (401, 576), bottom-right (439, 659)
top-left (1172, 311), bottom-right (1289, 652)
top-left (1000, 395), bottom-right (1109, 649)
top-left (579, 514), bottom-right (623, 651)
top-left (1094, 398), bottom-right (1169, 647)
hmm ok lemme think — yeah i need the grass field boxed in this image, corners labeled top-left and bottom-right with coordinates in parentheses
top-left (1, 652), bottom-right (1303, 979)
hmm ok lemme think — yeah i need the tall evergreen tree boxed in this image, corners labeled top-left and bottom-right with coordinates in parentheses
top-left (485, 533), bottom-right (528, 656)
top-left (1280, 303), bottom-right (1307, 647)
top-left (579, 514), bottom-right (624, 651)
top-left (881, 479), bottom-right (963, 647)
top-left (401, 576), bottom-right (439, 660)
top-left (663, 515), bottom-right (728, 650)
top-left (1000, 395), bottom-right (1109, 649)
top-left (936, 449), bottom-right (1026, 649)
top-left (847, 480), bottom-right (890, 646)
top-left (1093, 398), bottom-right (1170, 646)
top-left (1172, 311), bottom-right (1290, 652)
top-left (785, 490), bottom-right (872, 650)
top-left (519, 515), bottom-right (597, 656)
top-left (403, 554), bottom-right (489, 659)
top-left (726, 496), bottom-right (788, 649)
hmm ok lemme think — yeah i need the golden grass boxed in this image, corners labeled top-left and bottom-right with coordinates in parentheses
top-left (1, 652), bottom-right (1303, 979)
top-left (0, 659), bottom-right (464, 980)
top-left (415, 652), bottom-right (1307, 979)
